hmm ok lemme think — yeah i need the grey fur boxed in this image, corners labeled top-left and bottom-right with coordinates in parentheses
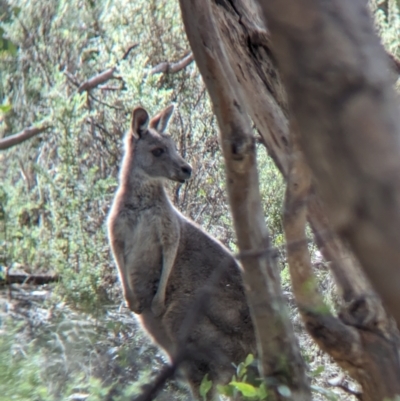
top-left (107, 105), bottom-right (256, 399)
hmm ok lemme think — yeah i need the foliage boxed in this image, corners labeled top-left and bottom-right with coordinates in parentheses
top-left (372, 0), bottom-right (400, 56)
top-left (0, 0), bottom-right (212, 307)
top-left (202, 353), bottom-right (338, 401)
top-left (0, 323), bottom-right (49, 401)
top-left (0, 0), bottom-right (286, 310)
top-left (0, 0), bottom-right (284, 395)
top-left (199, 354), bottom-right (268, 400)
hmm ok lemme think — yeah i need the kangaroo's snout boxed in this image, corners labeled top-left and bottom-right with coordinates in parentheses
top-left (171, 160), bottom-right (192, 184)
top-left (181, 164), bottom-right (192, 179)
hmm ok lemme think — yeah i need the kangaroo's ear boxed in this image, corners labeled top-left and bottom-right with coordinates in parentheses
top-left (131, 107), bottom-right (149, 138)
top-left (149, 104), bottom-right (175, 133)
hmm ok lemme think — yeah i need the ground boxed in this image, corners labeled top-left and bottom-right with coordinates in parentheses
top-left (0, 280), bottom-right (359, 401)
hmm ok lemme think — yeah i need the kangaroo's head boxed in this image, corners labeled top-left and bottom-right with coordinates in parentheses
top-left (128, 105), bottom-right (192, 183)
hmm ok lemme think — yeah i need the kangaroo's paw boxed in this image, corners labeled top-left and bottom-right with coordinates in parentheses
top-left (151, 297), bottom-right (166, 317)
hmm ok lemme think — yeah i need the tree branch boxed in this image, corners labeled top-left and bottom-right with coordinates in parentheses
top-left (150, 52), bottom-right (194, 75)
top-left (78, 67), bottom-right (117, 93)
top-left (282, 129), bottom-right (364, 367)
top-left (77, 43), bottom-right (138, 93)
top-left (0, 125), bottom-right (50, 150)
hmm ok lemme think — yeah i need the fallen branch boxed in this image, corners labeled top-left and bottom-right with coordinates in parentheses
top-left (0, 125), bottom-right (50, 150)
top-left (0, 272), bottom-right (59, 285)
top-left (150, 52), bottom-right (194, 75)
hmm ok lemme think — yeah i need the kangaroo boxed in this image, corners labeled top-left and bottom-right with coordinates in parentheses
top-left (107, 105), bottom-right (256, 400)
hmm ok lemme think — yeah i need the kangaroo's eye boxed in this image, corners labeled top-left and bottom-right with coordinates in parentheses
top-left (151, 148), bottom-right (164, 157)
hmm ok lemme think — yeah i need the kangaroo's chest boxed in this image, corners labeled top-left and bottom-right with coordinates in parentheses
top-left (125, 208), bottom-right (162, 253)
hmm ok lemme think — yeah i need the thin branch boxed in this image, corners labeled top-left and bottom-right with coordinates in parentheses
top-left (78, 67), bottom-right (117, 93)
top-left (150, 52), bottom-right (194, 75)
top-left (87, 93), bottom-right (124, 111)
top-left (64, 69), bottom-right (80, 87)
top-left (0, 126), bottom-right (50, 150)
top-left (121, 43), bottom-right (139, 61)
top-left (77, 43), bottom-right (138, 93)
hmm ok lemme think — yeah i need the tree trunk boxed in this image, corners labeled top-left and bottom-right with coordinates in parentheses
top-left (179, 0), bottom-right (400, 399)
top-left (179, 1), bottom-right (311, 400)
top-left (256, 0), bottom-right (400, 328)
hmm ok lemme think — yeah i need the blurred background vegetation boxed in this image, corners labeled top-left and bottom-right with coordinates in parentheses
top-left (0, 0), bottom-right (398, 400)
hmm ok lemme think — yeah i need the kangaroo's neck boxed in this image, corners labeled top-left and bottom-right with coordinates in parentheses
top-left (118, 151), bottom-right (168, 208)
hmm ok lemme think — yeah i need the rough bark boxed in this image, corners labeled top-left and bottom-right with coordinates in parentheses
top-left (256, 0), bottom-right (400, 328)
top-left (284, 128), bottom-right (400, 401)
top-left (178, 1), bottom-right (311, 399)
top-left (180, 0), bottom-right (400, 399)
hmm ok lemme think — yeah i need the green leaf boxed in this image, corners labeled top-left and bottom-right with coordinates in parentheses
top-left (237, 362), bottom-right (246, 378)
top-left (257, 383), bottom-right (268, 400)
top-left (244, 353), bottom-right (254, 367)
top-left (216, 384), bottom-right (234, 397)
top-left (0, 104), bottom-right (12, 113)
top-left (199, 374), bottom-right (212, 400)
top-left (230, 381), bottom-right (258, 397)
